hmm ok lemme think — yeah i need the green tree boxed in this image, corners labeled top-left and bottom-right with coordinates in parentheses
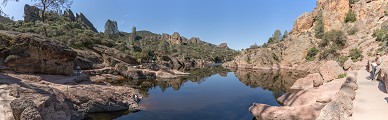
top-left (345, 10), bottom-right (356, 23)
top-left (314, 11), bottom-right (324, 39)
top-left (283, 30), bottom-right (288, 39)
top-left (272, 29), bottom-right (282, 42)
top-left (32, 0), bottom-right (73, 22)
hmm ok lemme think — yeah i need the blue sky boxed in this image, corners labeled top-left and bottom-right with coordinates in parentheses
top-left (2, 0), bottom-right (316, 50)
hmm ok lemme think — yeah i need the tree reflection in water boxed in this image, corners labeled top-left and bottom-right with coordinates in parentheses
top-left (115, 66), bottom-right (308, 99)
top-left (89, 66), bottom-right (309, 120)
top-left (232, 69), bottom-right (308, 99)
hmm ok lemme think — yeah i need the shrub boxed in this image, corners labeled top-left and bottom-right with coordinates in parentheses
top-left (306, 47), bottom-right (319, 61)
top-left (338, 73), bottom-right (347, 79)
top-left (345, 10), bottom-right (357, 23)
top-left (349, 48), bottom-right (363, 62)
top-left (337, 55), bottom-right (348, 66)
top-left (372, 29), bottom-right (388, 42)
top-left (314, 11), bottom-right (325, 39)
top-left (5, 55), bottom-right (20, 63)
top-left (322, 30), bottom-right (346, 47)
top-left (347, 27), bottom-right (358, 35)
top-left (349, 0), bottom-right (360, 4)
top-left (320, 45), bottom-right (338, 60)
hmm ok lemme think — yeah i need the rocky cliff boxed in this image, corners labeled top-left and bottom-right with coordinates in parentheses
top-left (0, 31), bottom-right (77, 75)
top-left (224, 0), bottom-right (388, 70)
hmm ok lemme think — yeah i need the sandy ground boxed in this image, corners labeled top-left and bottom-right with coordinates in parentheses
top-left (0, 85), bottom-right (16, 120)
top-left (351, 70), bottom-right (388, 120)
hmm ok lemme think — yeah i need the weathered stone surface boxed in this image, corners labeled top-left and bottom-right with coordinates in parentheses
top-left (24, 4), bottom-right (40, 22)
top-left (170, 32), bottom-right (182, 44)
top-left (292, 12), bottom-right (313, 34)
top-left (189, 37), bottom-right (201, 43)
top-left (92, 45), bottom-right (138, 65)
top-left (343, 58), bottom-right (353, 70)
top-left (1, 31), bottom-right (77, 75)
top-left (218, 43), bottom-right (228, 48)
top-left (63, 9), bottom-right (75, 22)
top-left (292, 73), bottom-right (323, 89)
top-left (10, 99), bottom-right (36, 120)
top-left (313, 0), bottom-right (350, 31)
top-left (319, 61), bottom-right (345, 82)
top-left (20, 106), bottom-right (42, 120)
top-left (316, 100), bottom-right (346, 120)
top-left (3, 74), bottom-right (143, 119)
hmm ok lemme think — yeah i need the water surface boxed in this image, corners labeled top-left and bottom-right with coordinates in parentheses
top-left (88, 66), bottom-right (307, 120)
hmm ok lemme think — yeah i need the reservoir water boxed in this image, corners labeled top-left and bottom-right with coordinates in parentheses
top-left (87, 66), bottom-right (307, 120)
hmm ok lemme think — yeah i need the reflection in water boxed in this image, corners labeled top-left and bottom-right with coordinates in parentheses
top-left (233, 69), bottom-right (308, 98)
top-left (88, 66), bottom-right (308, 120)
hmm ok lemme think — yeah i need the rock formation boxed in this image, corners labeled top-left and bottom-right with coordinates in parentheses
top-left (0, 31), bottom-right (77, 75)
top-left (189, 37), bottom-right (201, 43)
top-left (23, 4), bottom-right (40, 22)
top-left (76, 13), bottom-right (98, 32)
top-left (63, 9), bottom-right (76, 22)
top-left (218, 43), bottom-right (228, 48)
top-left (1, 73), bottom-right (142, 120)
top-left (291, 12), bottom-right (314, 33)
top-left (224, 0), bottom-right (388, 71)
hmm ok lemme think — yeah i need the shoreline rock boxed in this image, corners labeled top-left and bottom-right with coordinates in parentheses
top-left (0, 72), bottom-right (142, 120)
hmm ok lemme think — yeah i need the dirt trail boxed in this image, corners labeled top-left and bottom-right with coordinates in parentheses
top-left (351, 70), bottom-right (388, 120)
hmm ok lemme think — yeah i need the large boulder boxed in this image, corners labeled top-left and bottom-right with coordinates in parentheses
top-left (343, 58), bottom-right (353, 70)
top-left (1, 31), bottom-right (77, 75)
top-left (170, 32), bottom-right (182, 44)
top-left (319, 61), bottom-right (345, 82)
top-left (291, 73), bottom-right (323, 90)
top-left (20, 106), bottom-right (42, 120)
top-left (189, 37), bottom-right (201, 43)
top-left (218, 43), bottom-right (228, 48)
top-left (10, 99), bottom-right (36, 120)
top-left (92, 45), bottom-right (138, 65)
top-left (24, 4), bottom-right (40, 22)
top-left (291, 12), bottom-right (314, 34)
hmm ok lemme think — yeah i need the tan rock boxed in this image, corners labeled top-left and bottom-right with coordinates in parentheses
top-left (1, 31), bottom-right (77, 75)
top-left (313, 0), bottom-right (350, 31)
top-left (319, 61), bottom-right (345, 82)
top-left (343, 58), bottom-right (353, 70)
top-left (292, 12), bottom-right (314, 34)
top-left (291, 73), bottom-right (323, 90)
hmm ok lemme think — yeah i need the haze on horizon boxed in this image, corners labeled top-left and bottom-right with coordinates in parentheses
top-left (2, 0), bottom-right (316, 50)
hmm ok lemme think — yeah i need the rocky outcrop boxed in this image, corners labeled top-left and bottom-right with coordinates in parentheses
top-left (0, 31), bottom-right (77, 75)
top-left (2, 73), bottom-right (142, 120)
top-left (76, 13), bottom-right (98, 32)
top-left (104, 19), bottom-right (120, 36)
top-left (223, 48), bottom-right (281, 69)
top-left (170, 32), bottom-right (183, 44)
top-left (23, 4), bottom-right (40, 22)
top-left (218, 43), bottom-right (228, 48)
top-left (291, 12), bottom-right (313, 34)
top-left (63, 9), bottom-right (76, 22)
top-left (291, 73), bottom-right (323, 90)
top-left (250, 77), bottom-right (346, 120)
top-left (189, 37), bottom-right (201, 43)
top-left (316, 74), bottom-right (358, 120)
top-left (91, 45), bottom-right (138, 65)
top-left (312, 0), bottom-right (350, 31)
